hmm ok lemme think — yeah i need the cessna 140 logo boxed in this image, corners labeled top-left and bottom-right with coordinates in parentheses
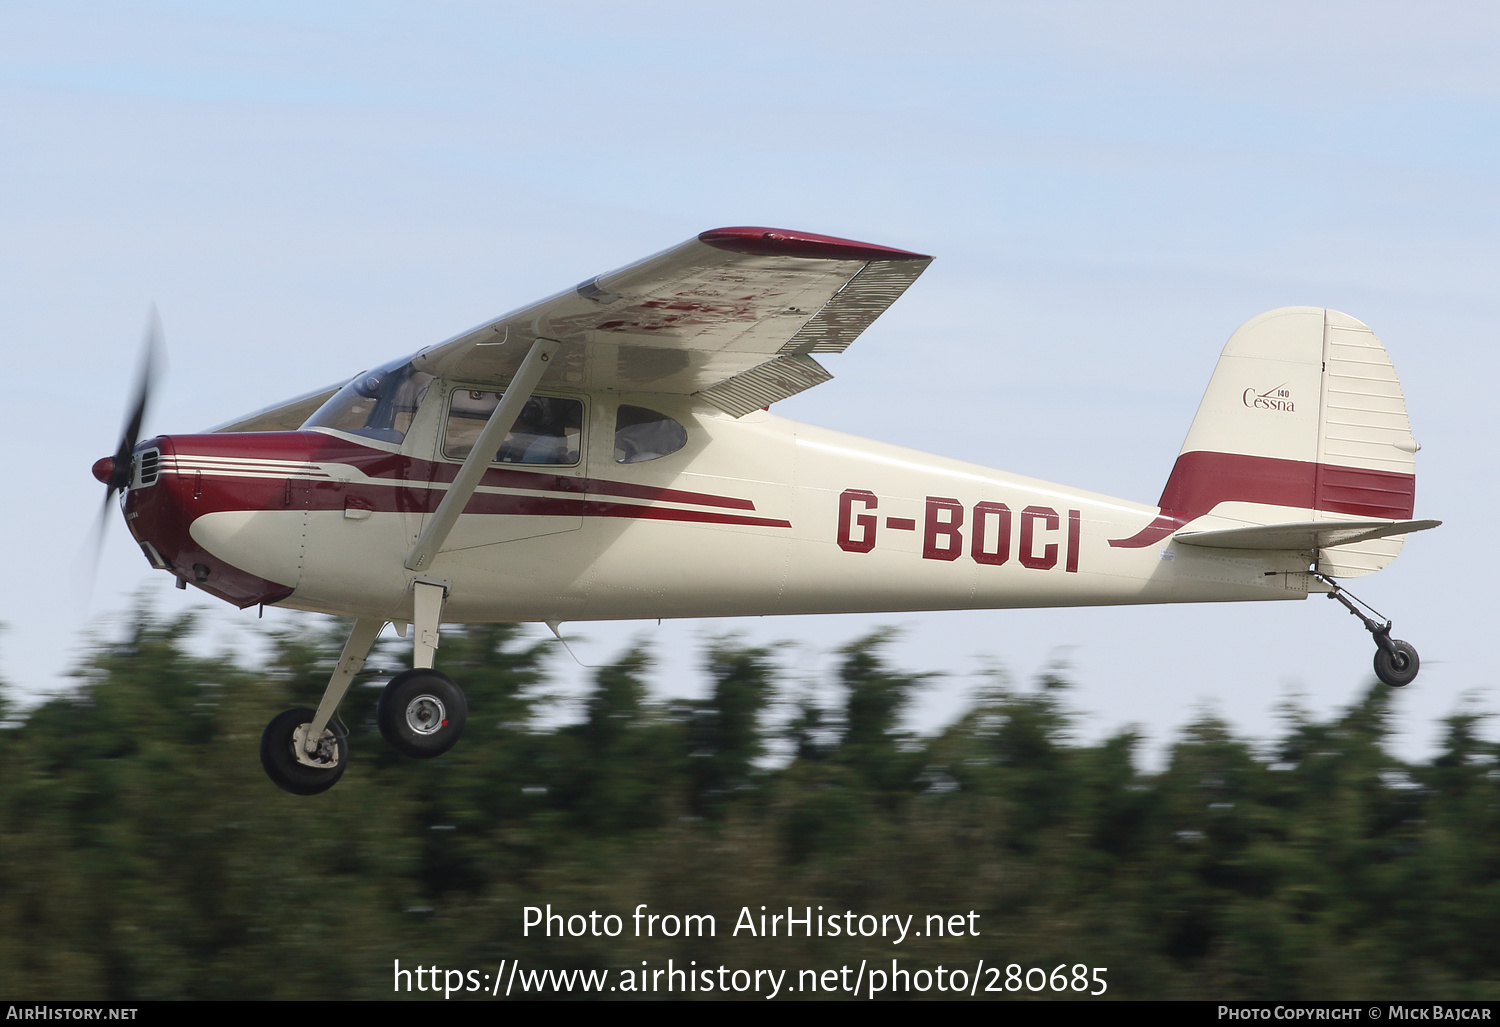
top-left (1243, 383), bottom-right (1295, 413)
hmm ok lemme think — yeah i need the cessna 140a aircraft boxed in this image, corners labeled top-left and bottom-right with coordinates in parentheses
top-left (91, 226), bottom-right (1439, 795)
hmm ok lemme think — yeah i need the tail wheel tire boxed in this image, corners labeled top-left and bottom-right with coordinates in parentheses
top-left (1374, 640), bottom-right (1420, 688)
top-left (378, 669), bottom-right (467, 758)
top-left (260, 707), bottom-right (347, 795)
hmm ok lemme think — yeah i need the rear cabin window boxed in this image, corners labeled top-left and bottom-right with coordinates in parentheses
top-left (614, 405), bottom-right (687, 464)
top-left (443, 391), bottom-right (583, 465)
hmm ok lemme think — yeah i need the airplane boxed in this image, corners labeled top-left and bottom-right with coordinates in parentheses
top-left (90, 226), bottom-right (1439, 795)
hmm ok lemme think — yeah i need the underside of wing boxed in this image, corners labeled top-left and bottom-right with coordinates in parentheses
top-left (411, 227), bottom-right (932, 415)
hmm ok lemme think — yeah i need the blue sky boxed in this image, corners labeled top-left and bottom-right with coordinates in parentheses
top-left (3, 2), bottom-right (1496, 763)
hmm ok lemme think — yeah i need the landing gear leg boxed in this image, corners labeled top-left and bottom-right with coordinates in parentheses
top-left (377, 580), bottom-right (467, 758)
top-left (260, 616), bottom-right (385, 794)
top-left (1316, 574), bottom-right (1420, 687)
top-left (411, 580), bottom-right (444, 670)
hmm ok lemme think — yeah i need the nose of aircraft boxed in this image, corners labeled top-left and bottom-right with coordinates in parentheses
top-left (119, 435), bottom-right (298, 609)
top-left (120, 437), bottom-right (181, 567)
top-left (92, 456), bottom-right (115, 485)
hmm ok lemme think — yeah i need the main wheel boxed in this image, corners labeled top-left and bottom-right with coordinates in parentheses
top-left (377, 669), bottom-right (467, 758)
top-left (260, 707), bottom-right (347, 795)
top-left (1374, 640), bottom-right (1420, 688)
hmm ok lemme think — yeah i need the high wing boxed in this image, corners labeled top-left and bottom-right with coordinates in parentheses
top-left (410, 227), bottom-right (932, 416)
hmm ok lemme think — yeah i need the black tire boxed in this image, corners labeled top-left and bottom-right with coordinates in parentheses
top-left (260, 707), bottom-right (347, 795)
top-left (1374, 640), bottom-right (1420, 688)
top-left (377, 669), bottom-right (467, 758)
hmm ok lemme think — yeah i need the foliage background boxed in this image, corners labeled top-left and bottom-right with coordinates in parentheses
top-left (2, 610), bottom-right (1496, 1000)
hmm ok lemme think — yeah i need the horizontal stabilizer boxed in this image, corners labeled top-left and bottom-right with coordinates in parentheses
top-left (1175, 519), bottom-right (1440, 551)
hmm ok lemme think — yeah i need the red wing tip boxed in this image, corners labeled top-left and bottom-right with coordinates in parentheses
top-left (698, 226), bottom-right (931, 262)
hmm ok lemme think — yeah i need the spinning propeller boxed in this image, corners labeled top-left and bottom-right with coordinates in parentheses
top-left (83, 308), bottom-right (164, 599)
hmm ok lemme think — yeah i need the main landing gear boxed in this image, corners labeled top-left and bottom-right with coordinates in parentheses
top-left (260, 581), bottom-right (467, 795)
top-left (377, 668), bottom-right (467, 759)
top-left (1317, 574), bottom-right (1420, 688)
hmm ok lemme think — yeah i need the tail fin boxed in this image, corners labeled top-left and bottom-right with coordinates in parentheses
top-left (1112, 307), bottom-right (1423, 577)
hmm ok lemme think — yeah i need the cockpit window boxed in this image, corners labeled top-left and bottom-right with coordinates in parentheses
top-left (614, 405), bottom-right (687, 463)
top-left (302, 358), bottom-right (433, 444)
top-left (443, 391), bottom-right (583, 465)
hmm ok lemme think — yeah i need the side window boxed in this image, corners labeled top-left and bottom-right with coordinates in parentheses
top-left (444, 392), bottom-right (583, 465)
top-left (614, 405), bottom-right (688, 464)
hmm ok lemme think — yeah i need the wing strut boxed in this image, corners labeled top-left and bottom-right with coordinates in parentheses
top-left (404, 337), bottom-right (559, 573)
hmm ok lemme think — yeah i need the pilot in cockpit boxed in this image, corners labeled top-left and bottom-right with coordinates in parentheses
top-left (494, 396), bottom-right (581, 464)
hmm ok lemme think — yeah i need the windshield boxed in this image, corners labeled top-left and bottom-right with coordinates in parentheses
top-left (302, 358), bottom-right (434, 444)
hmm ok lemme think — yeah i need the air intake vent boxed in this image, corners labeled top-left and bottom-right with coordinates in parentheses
top-left (139, 541), bottom-right (172, 571)
top-left (134, 448), bottom-right (161, 488)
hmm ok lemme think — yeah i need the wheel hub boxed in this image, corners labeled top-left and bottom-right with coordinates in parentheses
top-left (405, 695), bottom-right (448, 736)
top-left (291, 722), bottom-right (341, 769)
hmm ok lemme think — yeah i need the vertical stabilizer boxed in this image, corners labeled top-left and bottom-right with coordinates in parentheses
top-left (1112, 307), bottom-right (1421, 577)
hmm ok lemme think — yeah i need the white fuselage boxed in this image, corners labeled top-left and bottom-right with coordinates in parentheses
top-left (179, 393), bottom-right (1312, 626)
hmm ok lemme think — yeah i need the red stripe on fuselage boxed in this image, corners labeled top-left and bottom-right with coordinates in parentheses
top-left (126, 431), bottom-right (792, 607)
top-left (159, 431), bottom-right (762, 510)
top-left (1109, 451), bottom-right (1415, 548)
top-left (153, 432), bottom-right (788, 529)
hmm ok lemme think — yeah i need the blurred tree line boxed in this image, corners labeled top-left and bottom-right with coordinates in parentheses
top-left (1, 607), bottom-right (1497, 1000)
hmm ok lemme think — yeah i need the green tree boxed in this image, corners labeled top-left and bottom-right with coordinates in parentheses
top-left (552, 647), bottom-right (681, 834)
top-left (833, 631), bottom-right (929, 794)
top-left (681, 641), bottom-right (776, 817)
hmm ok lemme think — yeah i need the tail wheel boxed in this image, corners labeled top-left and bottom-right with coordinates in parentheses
top-left (377, 669), bottom-right (467, 758)
top-left (1374, 640), bottom-right (1420, 688)
top-left (260, 707), bottom-right (347, 795)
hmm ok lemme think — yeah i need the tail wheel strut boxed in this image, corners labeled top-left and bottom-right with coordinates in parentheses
top-left (1316, 574), bottom-right (1420, 688)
